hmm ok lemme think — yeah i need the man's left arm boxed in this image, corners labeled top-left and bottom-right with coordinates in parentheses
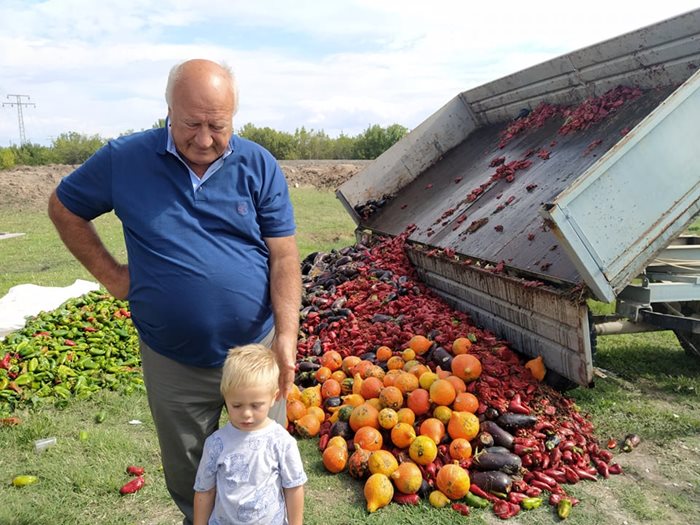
top-left (265, 235), bottom-right (301, 399)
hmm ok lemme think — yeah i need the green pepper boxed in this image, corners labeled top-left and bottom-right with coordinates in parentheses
top-left (28, 357), bottom-right (39, 372)
top-left (78, 357), bottom-right (99, 369)
top-left (522, 497), bottom-right (542, 510)
top-left (557, 498), bottom-right (572, 519)
top-left (0, 377), bottom-right (8, 390)
top-left (95, 410), bottom-right (106, 423)
top-left (53, 385), bottom-right (71, 398)
top-left (14, 373), bottom-right (33, 386)
top-left (464, 491), bottom-right (490, 509)
top-left (12, 475), bottom-right (39, 487)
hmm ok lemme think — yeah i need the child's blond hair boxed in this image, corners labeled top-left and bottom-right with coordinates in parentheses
top-left (220, 344), bottom-right (280, 397)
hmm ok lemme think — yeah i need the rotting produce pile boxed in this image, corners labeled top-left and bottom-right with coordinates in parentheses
top-left (0, 86), bottom-right (647, 516)
top-left (0, 292), bottom-right (143, 415)
top-left (290, 228), bottom-right (628, 519)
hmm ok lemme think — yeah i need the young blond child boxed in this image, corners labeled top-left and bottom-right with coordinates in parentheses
top-left (193, 344), bottom-right (307, 525)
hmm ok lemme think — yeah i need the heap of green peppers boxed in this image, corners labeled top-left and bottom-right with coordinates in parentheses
top-left (0, 290), bottom-right (143, 415)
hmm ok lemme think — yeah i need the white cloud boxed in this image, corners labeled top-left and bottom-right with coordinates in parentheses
top-left (1, 1), bottom-right (698, 145)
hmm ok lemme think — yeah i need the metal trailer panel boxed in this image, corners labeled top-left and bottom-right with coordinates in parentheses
top-left (542, 69), bottom-right (700, 302)
top-left (408, 248), bottom-right (593, 385)
top-left (336, 95), bottom-right (478, 223)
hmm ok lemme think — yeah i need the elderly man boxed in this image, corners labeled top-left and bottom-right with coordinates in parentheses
top-left (48, 59), bottom-right (301, 524)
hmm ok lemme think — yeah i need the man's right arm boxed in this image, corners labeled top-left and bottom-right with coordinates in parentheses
top-left (48, 190), bottom-right (129, 300)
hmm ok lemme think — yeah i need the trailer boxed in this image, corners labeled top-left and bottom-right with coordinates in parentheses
top-left (336, 9), bottom-right (700, 388)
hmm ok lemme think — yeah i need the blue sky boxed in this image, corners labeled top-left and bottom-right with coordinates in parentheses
top-left (1, 0), bottom-right (698, 146)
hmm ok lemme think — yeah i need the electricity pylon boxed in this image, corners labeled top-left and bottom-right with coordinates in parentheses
top-left (3, 94), bottom-right (36, 145)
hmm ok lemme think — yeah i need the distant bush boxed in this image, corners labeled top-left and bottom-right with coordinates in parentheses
top-left (353, 124), bottom-right (408, 160)
top-left (51, 132), bottom-right (106, 164)
top-left (4, 123), bottom-right (409, 168)
top-left (0, 148), bottom-right (15, 169)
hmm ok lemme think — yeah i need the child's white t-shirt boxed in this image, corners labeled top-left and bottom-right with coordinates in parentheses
top-left (194, 420), bottom-right (308, 525)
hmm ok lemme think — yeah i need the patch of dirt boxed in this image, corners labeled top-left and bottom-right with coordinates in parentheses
top-left (0, 160), bottom-right (371, 212)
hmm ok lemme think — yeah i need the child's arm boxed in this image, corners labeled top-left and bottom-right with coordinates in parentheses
top-left (283, 485), bottom-right (305, 525)
top-left (193, 488), bottom-right (216, 525)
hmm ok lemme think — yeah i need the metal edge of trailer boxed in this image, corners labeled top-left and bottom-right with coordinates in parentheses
top-left (336, 94), bottom-right (480, 225)
top-left (407, 247), bottom-right (593, 385)
top-left (541, 68), bottom-right (700, 302)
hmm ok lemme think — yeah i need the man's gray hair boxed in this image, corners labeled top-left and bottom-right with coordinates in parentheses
top-left (165, 60), bottom-right (239, 115)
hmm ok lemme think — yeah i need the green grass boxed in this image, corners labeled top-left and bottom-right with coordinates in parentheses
top-left (1, 193), bottom-right (699, 524)
top-left (0, 188), bottom-right (356, 297)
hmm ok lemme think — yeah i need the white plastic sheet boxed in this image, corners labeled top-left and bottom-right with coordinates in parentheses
top-left (0, 279), bottom-right (100, 339)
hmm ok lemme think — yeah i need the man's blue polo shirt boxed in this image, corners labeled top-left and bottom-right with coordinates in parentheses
top-left (56, 127), bottom-right (296, 367)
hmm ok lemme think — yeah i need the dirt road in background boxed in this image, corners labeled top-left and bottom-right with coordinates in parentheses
top-left (0, 160), bottom-right (371, 212)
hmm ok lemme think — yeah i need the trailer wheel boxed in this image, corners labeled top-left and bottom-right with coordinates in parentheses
top-left (656, 301), bottom-right (700, 359)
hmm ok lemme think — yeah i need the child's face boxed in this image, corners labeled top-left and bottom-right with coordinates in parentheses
top-left (224, 384), bottom-right (278, 432)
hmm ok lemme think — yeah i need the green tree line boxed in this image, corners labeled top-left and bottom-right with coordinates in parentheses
top-left (0, 122), bottom-right (408, 169)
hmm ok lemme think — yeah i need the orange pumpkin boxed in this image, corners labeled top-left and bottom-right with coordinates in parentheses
top-left (347, 445), bottom-right (372, 479)
top-left (295, 413), bottom-right (321, 438)
top-left (406, 388), bottom-right (431, 416)
top-left (322, 445), bottom-right (348, 474)
top-left (378, 386), bottom-right (404, 410)
top-left (419, 417), bottom-right (446, 445)
top-left (408, 335), bottom-right (432, 355)
top-left (390, 461), bottom-right (423, 494)
top-left (451, 354), bottom-right (482, 382)
top-left (349, 403), bottom-right (379, 432)
top-left (409, 435), bottom-right (438, 466)
top-left (436, 463), bottom-right (470, 500)
top-left (354, 426), bottom-right (383, 451)
top-left (447, 411), bottom-right (480, 441)
top-left (364, 473), bottom-right (394, 513)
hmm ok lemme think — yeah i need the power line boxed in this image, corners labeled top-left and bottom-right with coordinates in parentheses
top-left (3, 94), bottom-right (36, 145)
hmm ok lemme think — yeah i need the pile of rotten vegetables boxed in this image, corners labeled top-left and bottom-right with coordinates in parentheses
top-left (289, 229), bottom-right (636, 520)
top-left (0, 291), bottom-right (142, 417)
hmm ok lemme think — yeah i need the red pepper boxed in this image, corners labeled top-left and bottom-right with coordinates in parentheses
top-left (573, 466), bottom-right (597, 482)
top-left (594, 459), bottom-right (609, 479)
top-left (597, 449), bottom-right (613, 463)
top-left (533, 471), bottom-right (557, 487)
top-left (119, 476), bottom-right (145, 495)
top-left (470, 483), bottom-right (500, 503)
top-left (126, 465), bottom-right (145, 476)
top-left (508, 491), bottom-right (528, 504)
top-left (451, 503), bottom-right (470, 516)
top-left (524, 486), bottom-right (542, 498)
top-left (608, 463), bottom-right (623, 475)
top-left (392, 493), bottom-right (420, 505)
top-left (318, 433), bottom-right (329, 451)
top-left (563, 466), bottom-right (579, 484)
top-left (493, 500), bottom-right (520, 519)
top-left (64, 339), bottom-right (76, 347)
top-left (549, 492), bottom-right (563, 506)
top-left (529, 479), bottom-right (554, 492)
top-left (0, 353), bottom-right (12, 370)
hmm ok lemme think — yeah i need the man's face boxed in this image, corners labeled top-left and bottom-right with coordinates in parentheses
top-left (168, 73), bottom-right (234, 175)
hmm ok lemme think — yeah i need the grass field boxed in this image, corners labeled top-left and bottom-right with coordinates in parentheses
top-left (1, 189), bottom-right (699, 525)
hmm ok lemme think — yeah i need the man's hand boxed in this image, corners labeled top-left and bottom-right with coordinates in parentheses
top-left (272, 333), bottom-right (297, 400)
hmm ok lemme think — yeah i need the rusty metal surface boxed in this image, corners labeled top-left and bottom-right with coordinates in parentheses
top-left (361, 87), bottom-right (676, 287)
